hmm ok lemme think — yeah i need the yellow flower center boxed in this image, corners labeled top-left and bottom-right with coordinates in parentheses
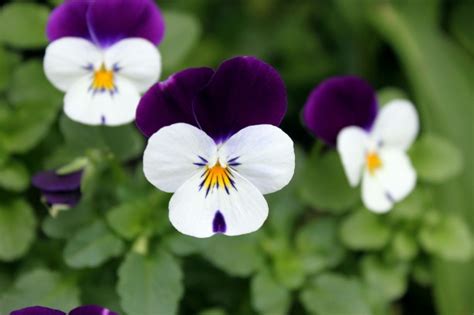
top-left (92, 64), bottom-right (115, 92)
top-left (201, 162), bottom-right (234, 196)
top-left (366, 151), bottom-right (382, 175)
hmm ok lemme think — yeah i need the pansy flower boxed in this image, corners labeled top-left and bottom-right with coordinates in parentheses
top-left (32, 169), bottom-right (83, 216)
top-left (137, 56), bottom-right (295, 238)
top-left (303, 76), bottom-right (418, 212)
top-left (44, 0), bottom-right (164, 126)
top-left (11, 305), bottom-right (118, 315)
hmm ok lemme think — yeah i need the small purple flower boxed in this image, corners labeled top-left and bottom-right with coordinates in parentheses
top-left (137, 56), bottom-right (295, 238)
top-left (303, 76), bottom-right (378, 146)
top-left (32, 169), bottom-right (83, 213)
top-left (10, 305), bottom-right (118, 315)
top-left (44, 0), bottom-right (165, 126)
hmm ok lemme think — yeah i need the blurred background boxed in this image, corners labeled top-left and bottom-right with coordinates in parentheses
top-left (0, 0), bottom-right (472, 314)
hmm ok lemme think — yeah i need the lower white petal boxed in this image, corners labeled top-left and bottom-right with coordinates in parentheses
top-left (143, 123), bottom-right (217, 193)
top-left (362, 171), bottom-right (393, 213)
top-left (378, 148), bottom-right (417, 201)
top-left (64, 75), bottom-right (140, 126)
top-left (44, 37), bottom-right (102, 92)
top-left (104, 38), bottom-right (161, 93)
top-left (218, 125), bottom-right (295, 194)
top-left (337, 126), bottom-right (370, 187)
top-left (371, 100), bottom-right (419, 151)
top-left (169, 169), bottom-right (268, 238)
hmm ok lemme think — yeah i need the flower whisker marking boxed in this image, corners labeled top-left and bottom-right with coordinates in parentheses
top-left (199, 162), bottom-right (236, 196)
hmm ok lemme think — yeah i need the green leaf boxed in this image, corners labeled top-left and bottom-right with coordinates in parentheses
top-left (251, 270), bottom-right (291, 315)
top-left (0, 269), bottom-right (80, 313)
top-left (0, 47), bottom-right (20, 92)
top-left (64, 220), bottom-right (125, 268)
top-left (0, 3), bottom-right (49, 48)
top-left (273, 250), bottom-right (306, 289)
top-left (410, 134), bottom-right (463, 183)
top-left (161, 11), bottom-right (201, 69)
top-left (42, 203), bottom-right (96, 239)
top-left (450, 1), bottom-right (474, 55)
top-left (361, 256), bottom-right (409, 301)
top-left (295, 218), bottom-right (346, 273)
top-left (388, 186), bottom-right (430, 222)
top-left (163, 233), bottom-right (207, 257)
top-left (299, 149), bottom-right (358, 212)
top-left (118, 251), bottom-right (183, 315)
top-left (376, 87), bottom-right (407, 107)
top-left (0, 159), bottom-right (29, 192)
top-left (340, 209), bottom-right (391, 250)
top-left (0, 199), bottom-right (36, 261)
top-left (200, 234), bottom-right (264, 277)
top-left (389, 230), bottom-right (419, 261)
top-left (300, 273), bottom-right (372, 315)
top-left (419, 214), bottom-right (472, 262)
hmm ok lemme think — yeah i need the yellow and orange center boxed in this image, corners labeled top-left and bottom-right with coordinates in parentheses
top-left (366, 151), bottom-right (383, 175)
top-left (201, 162), bottom-right (234, 195)
top-left (92, 64), bottom-right (115, 91)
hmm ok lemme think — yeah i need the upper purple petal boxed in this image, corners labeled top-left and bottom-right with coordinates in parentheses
top-left (32, 170), bottom-right (83, 192)
top-left (10, 306), bottom-right (66, 315)
top-left (136, 67), bottom-right (215, 137)
top-left (43, 191), bottom-right (82, 207)
top-left (69, 305), bottom-right (118, 315)
top-left (46, 0), bottom-right (93, 42)
top-left (87, 0), bottom-right (165, 47)
top-left (193, 56), bottom-right (287, 142)
top-left (303, 76), bottom-right (378, 146)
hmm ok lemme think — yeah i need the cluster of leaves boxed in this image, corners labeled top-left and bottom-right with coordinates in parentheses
top-left (0, 1), bottom-right (473, 315)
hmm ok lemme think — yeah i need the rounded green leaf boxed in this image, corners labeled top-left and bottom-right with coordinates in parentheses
top-left (0, 47), bottom-right (20, 92)
top-left (118, 251), bottom-right (183, 315)
top-left (340, 209), bottom-right (391, 250)
top-left (300, 273), bottom-right (372, 315)
top-left (251, 270), bottom-right (291, 315)
top-left (409, 134), bottom-right (463, 183)
top-left (64, 220), bottom-right (125, 268)
top-left (0, 159), bottom-right (29, 192)
top-left (389, 230), bottom-right (419, 261)
top-left (0, 3), bottom-right (49, 48)
top-left (0, 199), bottom-right (36, 261)
top-left (273, 250), bottom-right (306, 289)
top-left (0, 269), bottom-right (80, 313)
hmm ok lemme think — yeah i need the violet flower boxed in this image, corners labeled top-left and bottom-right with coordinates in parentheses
top-left (137, 56), bottom-right (295, 238)
top-left (11, 305), bottom-right (118, 315)
top-left (43, 0), bottom-right (165, 126)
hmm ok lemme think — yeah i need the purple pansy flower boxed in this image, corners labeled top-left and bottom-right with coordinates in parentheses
top-left (43, 0), bottom-right (165, 126)
top-left (32, 169), bottom-right (83, 215)
top-left (303, 76), bottom-right (378, 146)
top-left (137, 56), bottom-right (295, 238)
top-left (11, 305), bottom-right (118, 315)
top-left (303, 75), bottom-right (419, 212)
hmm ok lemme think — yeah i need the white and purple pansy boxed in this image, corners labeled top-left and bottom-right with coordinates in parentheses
top-left (10, 305), bottom-right (118, 315)
top-left (303, 76), bottom-right (419, 213)
top-left (43, 0), bottom-right (164, 126)
top-left (137, 56), bottom-right (295, 238)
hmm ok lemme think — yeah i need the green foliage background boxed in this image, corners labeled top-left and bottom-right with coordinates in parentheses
top-left (0, 0), bottom-right (473, 314)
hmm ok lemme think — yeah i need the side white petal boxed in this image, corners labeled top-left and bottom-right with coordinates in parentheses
top-left (362, 171), bottom-right (393, 213)
top-left (104, 38), bottom-right (161, 93)
top-left (337, 126), bottom-right (370, 187)
top-left (64, 75), bottom-right (140, 126)
top-left (371, 100), bottom-right (419, 151)
top-left (218, 125), bottom-right (295, 194)
top-left (44, 37), bottom-right (102, 92)
top-left (143, 123), bottom-right (217, 193)
top-left (169, 170), bottom-right (268, 238)
top-left (378, 148), bottom-right (417, 202)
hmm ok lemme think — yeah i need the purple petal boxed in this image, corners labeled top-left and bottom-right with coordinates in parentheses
top-left (10, 306), bottom-right (66, 315)
top-left (193, 56), bottom-right (287, 143)
top-left (43, 191), bottom-right (81, 207)
top-left (32, 170), bottom-right (83, 192)
top-left (303, 76), bottom-right (378, 146)
top-left (136, 67), bottom-right (215, 137)
top-left (46, 0), bottom-right (93, 42)
top-left (69, 305), bottom-right (118, 315)
top-left (87, 0), bottom-right (165, 47)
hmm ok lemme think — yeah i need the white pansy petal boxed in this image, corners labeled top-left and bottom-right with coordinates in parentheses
top-left (378, 148), bottom-right (417, 202)
top-left (372, 100), bottom-right (419, 150)
top-left (362, 171), bottom-right (393, 213)
top-left (218, 125), bottom-right (295, 194)
top-left (143, 123), bottom-right (217, 193)
top-left (169, 169), bottom-right (268, 238)
top-left (44, 37), bottom-right (102, 91)
top-left (104, 38), bottom-right (161, 93)
top-left (337, 126), bottom-right (370, 187)
top-left (64, 75), bottom-right (140, 126)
